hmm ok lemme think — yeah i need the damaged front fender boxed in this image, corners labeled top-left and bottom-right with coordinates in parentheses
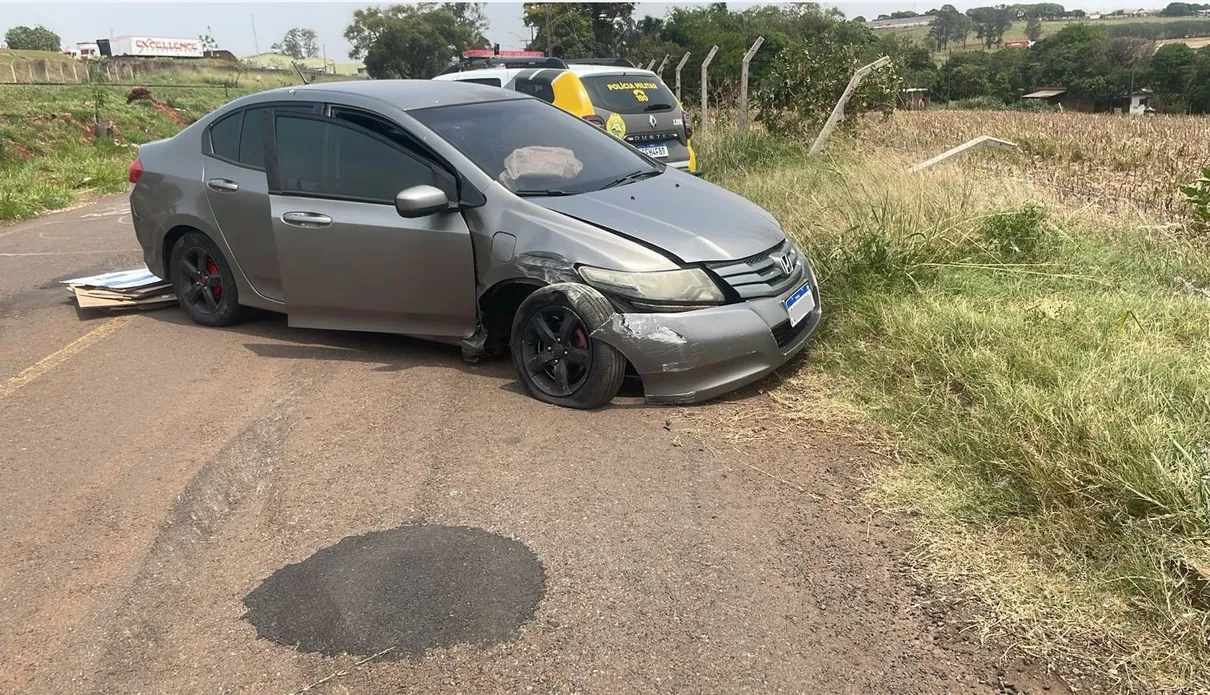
top-left (592, 302), bottom-right (810, 404)
top-left (590, 313), bottom-right (701, 374)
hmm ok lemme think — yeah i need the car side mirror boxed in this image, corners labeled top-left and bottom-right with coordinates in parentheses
top-left (395, 185), bottom-right (451, 218)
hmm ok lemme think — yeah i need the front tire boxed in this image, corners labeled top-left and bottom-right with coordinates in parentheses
top-left (169, 231), bottom-right (241, 327)
top-left (510, 284), bottom-right (626, 409)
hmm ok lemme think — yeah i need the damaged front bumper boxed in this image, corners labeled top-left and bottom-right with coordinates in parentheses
top-left (591, 266), bottom-right (822, 404)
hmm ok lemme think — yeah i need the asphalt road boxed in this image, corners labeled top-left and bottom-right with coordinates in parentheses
top-left (0, 196), bottom-right (1071, 694)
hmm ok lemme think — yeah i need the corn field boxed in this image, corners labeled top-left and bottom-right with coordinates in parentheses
top-left (860, 110), bottom-right (1210, 221)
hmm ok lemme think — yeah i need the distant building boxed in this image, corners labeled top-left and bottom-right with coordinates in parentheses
top-left (1022, 87), bottom-right (1096, 112)
top-left (866, 15), bottom-right (936, 30)
top-left (242, 52), bottom-right (365, 75)
top-left (204, 49), bottom-right (238, 62)
top-left (76, 42), bottom-right (100, 59)
top-left (900, 87), bottom-right (930, 110)
top-left (1112, 88), bottom-right (1156, 115)
top-left (1022, 86), bottom-right (1153, 114)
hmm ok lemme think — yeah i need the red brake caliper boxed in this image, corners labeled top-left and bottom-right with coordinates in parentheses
top-left (572, 327), bottom-right (588, 350)
top-left (205, 259), bottom-right (221, 299)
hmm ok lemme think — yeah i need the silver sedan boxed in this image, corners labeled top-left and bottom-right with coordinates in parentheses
top-left (129, 80), bottom-right (820, 408)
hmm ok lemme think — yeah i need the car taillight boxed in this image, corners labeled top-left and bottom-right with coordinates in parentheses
top-left (582, 115), bottom-right (605, 128)
top-left (684, 112), bottom-right (694, 141)
top-left (128, 157), bottom-right (143, 184)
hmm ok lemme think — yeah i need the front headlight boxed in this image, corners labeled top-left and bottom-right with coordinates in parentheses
top-left (577, 266), bottom-right (724, 303)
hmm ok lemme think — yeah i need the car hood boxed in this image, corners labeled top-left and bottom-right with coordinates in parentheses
top-left (533, 171), bottom-right (785, 263)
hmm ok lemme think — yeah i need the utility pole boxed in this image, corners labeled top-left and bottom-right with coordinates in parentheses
top-left (545, 4), bottom-right (552, 55)
top-left (323, 44), bottom-right (328, 74)
top-left (251, 13), bottom-right (260, 55)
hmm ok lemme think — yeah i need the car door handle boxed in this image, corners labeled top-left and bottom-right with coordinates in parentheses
top-left (206, 178), bottom-right (239, 192)
top-left (281, 211), bottom-right (333, 228)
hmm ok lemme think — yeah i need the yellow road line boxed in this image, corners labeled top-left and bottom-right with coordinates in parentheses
top-left (0, 316), bottom-right (133, 401)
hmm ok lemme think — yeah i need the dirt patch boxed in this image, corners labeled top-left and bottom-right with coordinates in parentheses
top-left (3, 138), bottom-right (35, 161)
top-left (243, 524), bottom-right (547, 658)
top-left (153, 102), bottom-right (188, 126)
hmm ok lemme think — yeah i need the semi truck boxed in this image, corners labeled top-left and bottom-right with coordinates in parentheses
top-left (97, 36), bottom-right (203, 59)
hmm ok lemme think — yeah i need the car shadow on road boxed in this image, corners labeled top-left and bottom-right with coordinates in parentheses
top-left (141, 306), bottom-right (769, 410)
top-left (149, 306), bottom-right (514, 374)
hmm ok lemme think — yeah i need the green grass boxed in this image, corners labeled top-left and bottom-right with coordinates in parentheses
top-left (0, 70), bottom-right (342, 220)
top-left (0, 85), bottom-right (223, 219)
top-left (700, 130), bottom-right (1210, 691)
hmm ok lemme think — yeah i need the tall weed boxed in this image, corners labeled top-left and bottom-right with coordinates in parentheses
top-left (700, 130), bottom-right (1210, 690)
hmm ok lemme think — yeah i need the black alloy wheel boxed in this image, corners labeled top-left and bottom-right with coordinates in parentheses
top-left (179, 246), bottom-right (224, 316)
top-left (509, 284), bottom-right (626, 409)
top-left (521, 305), bottom-right (593, 397)
top-left (169, 231), bottom-right (241, 327)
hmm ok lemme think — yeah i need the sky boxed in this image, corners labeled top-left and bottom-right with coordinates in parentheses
top-left (1, 0), bottom-right (1126, 62)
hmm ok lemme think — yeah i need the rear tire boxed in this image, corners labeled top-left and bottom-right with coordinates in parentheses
top-left (169, 231), bottom-right (241, 327)
top-left (510, 284), bottom-right (625, 409)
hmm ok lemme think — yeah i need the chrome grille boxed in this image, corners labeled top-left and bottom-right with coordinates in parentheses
top-left (708, 241), bottom-right (804, 300)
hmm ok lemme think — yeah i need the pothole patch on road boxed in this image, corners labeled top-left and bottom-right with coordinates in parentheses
top-left (243, 524), bottom-right (546, 658)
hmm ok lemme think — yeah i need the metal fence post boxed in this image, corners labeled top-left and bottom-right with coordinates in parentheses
top-left (10, 64), bottom-right (16, 83)
top-left (737, 36), bottom-right (764, 135)
top-left (656, 54), bottom-right (670, 76)
top-left (645, 58), bottom-right (656, 70)
top-left (809, 56), bottom-right (891, 156)
top-left (674, 52), bottom-right (690, 102)
top-left (71, 62), bottom-right (78, 82)
top-left (699, 45), bottom-right (719, 138)
top-left (28, 63), bottom-right (35, 82)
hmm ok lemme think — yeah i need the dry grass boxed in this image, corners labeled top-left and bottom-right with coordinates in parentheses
top-left (860, 110), bottom-right (1210, 221)
top-left (700, 129), bottom-right (1210, 692)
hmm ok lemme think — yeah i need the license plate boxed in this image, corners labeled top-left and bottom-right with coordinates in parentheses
top-left (638, 144), bottom-right (669, 158)
top-left (784, 281), bottom-right (815, 327)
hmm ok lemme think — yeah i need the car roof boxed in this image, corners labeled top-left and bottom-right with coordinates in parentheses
top-left (246, 79), bottom-right (524, 111)
top-left (431, 68), bottom-right (517, 83)
top-left (567, 65), bottom-right (661, 80)
top-left (433, 64), bottom-right (664, 83)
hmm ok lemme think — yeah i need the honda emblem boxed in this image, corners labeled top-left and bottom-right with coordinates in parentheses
top-left (648, 114), bottom-right (658, 128)
top-left (777, 254), bottom-right (793, 275)
top-left (774, 251), bottom-right (793, 276)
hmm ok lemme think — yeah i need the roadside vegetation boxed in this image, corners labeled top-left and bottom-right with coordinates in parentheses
top-left (0, 59), bottom-right (335, 220)
top-left (0, 84), bottom-right (238, 219)
top-left (864, 109), bottom-right (1210, 219)
top-left (699, 128), bottom-right (1210, 691)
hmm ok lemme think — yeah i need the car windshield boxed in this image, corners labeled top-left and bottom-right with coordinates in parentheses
top-left (410, 98), bottom-right (662, 196)
top-left (579, 74), bottom-right (678, 114)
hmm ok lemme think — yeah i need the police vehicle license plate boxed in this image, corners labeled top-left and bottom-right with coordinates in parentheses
top-left (638, 144), bottom-right (669, 158)
top-left (784, 281), bottom-right (815, 327)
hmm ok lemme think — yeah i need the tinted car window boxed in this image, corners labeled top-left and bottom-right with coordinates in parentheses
top-left (331, 108), bottom-right (425, 155)
top-left (514, 77), bottom-right (554, 104)
top-left (462, 77), bottom-right (501, 87)
top-left (209, 113), bottom-right (241, 160)
top-left (580, 74), bottom-right (677, 114)
top-left (412, 98), bottom-right (659, 195)
top-left (274, 114), bottom-right (441, 203)
top-left (240, 104), bottom-right (314, 169)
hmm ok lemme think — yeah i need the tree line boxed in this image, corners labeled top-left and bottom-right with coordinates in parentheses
top-left (932, 24), bottom-right (1210, 113)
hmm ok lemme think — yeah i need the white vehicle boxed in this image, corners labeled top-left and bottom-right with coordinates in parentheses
top-left (434, 56), bottom-right (698, 173)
